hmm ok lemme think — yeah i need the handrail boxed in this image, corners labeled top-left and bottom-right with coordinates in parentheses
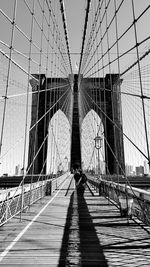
top-left (0, 173), bottom-right (69, 226)
top-left (87, 175), bottom-right (150, 226)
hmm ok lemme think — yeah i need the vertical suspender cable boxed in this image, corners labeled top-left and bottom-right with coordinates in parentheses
top-left (53, 8), bottom-right (57, 176)
top-left (114, 0), bottom-right (121, 76)
top-left (0, 0), bottom-right (17, 157)
top-left (105, 0), bottom-right (118, 174)
top-left (31, 0), bottom-right (45, 178)
top-left (131, 0), bottom-right (150, 170)
top-left (78, 0), bottom-right (91, 76)
top-left (99, 6), bottom-right (108, 174)
top-left (42, 4), bottom-right (51, 177)
top-left (20, 0), bottom-right (35, 220)
top-left (59, 0), bottom-right (73, 75)
top-left (49, 9), bottom-right (55, 175)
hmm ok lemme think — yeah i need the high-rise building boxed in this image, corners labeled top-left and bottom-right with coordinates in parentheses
top-left (125, 164), bottom-right (133, 176)
top-left (144, 160), bottom-right (149, 175)
top-left (15, 164), bottom-right (20, 176)
top-left (136, 166), bottom-right (144, 176)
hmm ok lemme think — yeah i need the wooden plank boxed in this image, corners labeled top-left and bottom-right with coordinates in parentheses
top-left (0, 176), bottom-right (150, 266)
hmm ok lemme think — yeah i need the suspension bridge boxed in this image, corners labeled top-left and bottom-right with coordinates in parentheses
top-left (0, 0), bottom-right (150, 265)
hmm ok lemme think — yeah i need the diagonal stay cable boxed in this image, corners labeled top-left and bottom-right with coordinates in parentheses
top-left (29, 85), bottom-right (71, 133)
top-left (78, 0), bottom-right (91, 76)
top-left (59, 0), bottom-right (73, 74)
top-left (82, 86), bottom-right (149, 162)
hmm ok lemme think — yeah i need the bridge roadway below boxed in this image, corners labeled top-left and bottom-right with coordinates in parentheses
top-left (0, 175), bottom-right (150, 266)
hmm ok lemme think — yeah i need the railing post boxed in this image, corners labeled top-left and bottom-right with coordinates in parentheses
top-left (46, 180), bottom-right (52, 196)
top-left (99, 181), bottom-right (102, 196)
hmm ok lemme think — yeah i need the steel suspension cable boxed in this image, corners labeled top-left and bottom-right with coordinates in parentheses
top-left (59, 0), bottom-right (72, 74)
top-left (0, 0), bottom-right (17, 157)
top-left (83, 4), bottom-right (150, 77)
top-left (78, 0), bottom-right (91, 76)
top-left (82, 86), bottom-right (149, 162)
top-left (131, 0), bottom-right (150, 168)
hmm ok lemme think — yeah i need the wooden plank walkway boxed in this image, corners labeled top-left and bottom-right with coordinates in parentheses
top-left (0, 175), bottom-right (150, 266)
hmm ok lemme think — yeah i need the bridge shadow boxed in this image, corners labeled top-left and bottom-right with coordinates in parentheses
top-left (58, 191), bottom-right (108, 266)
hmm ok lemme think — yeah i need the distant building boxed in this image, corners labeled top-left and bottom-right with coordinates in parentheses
top-left (15, 164), bottom-right (21, 176)
top-left (125, 165), bottom-right (133, 176)
top-left (20, 168), bottom-right (24, 175)
top-left (2, 173), bottom-right (8, 177)
top-left (136, 165), bottom-right (144, 176)
top-left (144, 160), bottom-right (149, 175)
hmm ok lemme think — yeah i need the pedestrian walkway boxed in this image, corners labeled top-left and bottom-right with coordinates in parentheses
top-left (0, 176), bottom-right (150, 266)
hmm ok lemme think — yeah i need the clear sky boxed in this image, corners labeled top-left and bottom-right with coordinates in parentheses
top-left (64, 0), bottom-right (86, 72)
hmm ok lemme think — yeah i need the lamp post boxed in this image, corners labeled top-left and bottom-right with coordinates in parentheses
top-left (94, 134), bottom-right (102, 175)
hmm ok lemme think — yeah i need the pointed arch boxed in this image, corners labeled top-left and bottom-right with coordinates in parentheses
top-left (81, 109), bottom-right (105, 173)
top-left (46, 109), bottom-right (71, 174)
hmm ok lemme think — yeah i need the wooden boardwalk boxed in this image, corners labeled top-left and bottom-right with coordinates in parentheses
top-left (0, 175), bottom-right (150, 266)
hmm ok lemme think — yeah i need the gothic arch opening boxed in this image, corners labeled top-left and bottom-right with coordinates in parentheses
top-left (46, 110), bottom-right (71, 174)
top-left (81, 109), bottom-right (105, 174)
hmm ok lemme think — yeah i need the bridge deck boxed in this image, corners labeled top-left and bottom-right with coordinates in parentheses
top-left (0, 176), bottom-right (150, 266)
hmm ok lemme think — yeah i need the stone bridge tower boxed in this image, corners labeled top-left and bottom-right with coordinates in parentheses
top-left (28, 74), bottom-right (125, 175)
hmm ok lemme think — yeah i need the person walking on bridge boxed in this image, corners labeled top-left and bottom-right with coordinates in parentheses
top-left (74, 169), bottom-right (87, 196)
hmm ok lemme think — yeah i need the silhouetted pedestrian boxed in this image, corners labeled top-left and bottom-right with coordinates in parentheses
top-left (74, 169), bottom-right (87, 196)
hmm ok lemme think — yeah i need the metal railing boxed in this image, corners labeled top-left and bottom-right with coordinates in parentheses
top-left (0, 173), bottom-right (69, 226)
top-left (88, 176), bottom-right (150, 226)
